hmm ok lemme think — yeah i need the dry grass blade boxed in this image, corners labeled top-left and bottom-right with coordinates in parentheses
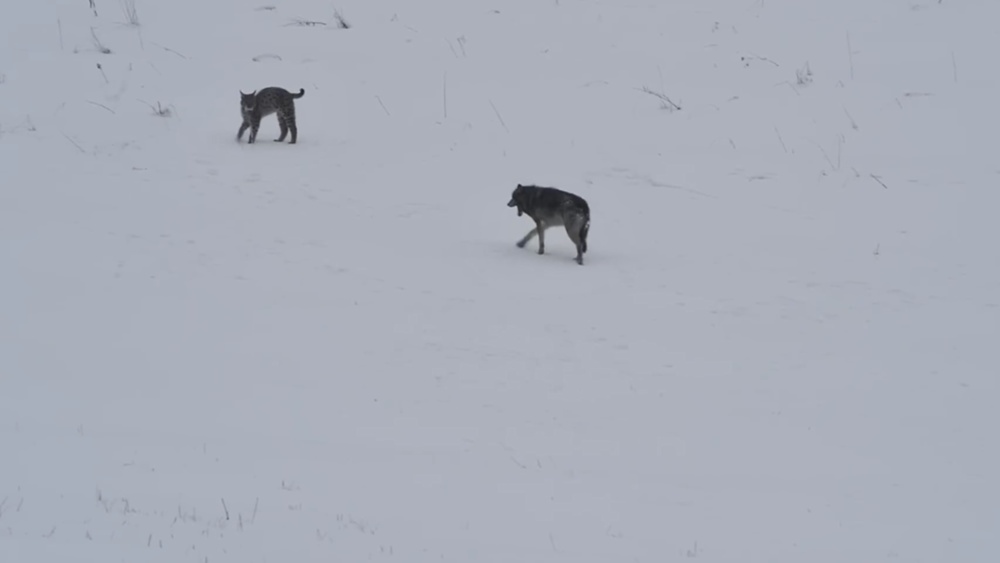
top-left (121, 0), bottom-right (139, 26)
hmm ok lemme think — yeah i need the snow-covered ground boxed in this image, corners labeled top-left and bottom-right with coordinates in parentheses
top-left (2, 0), bottom-right (998, 561)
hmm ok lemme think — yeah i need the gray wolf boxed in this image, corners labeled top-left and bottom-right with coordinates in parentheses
top-left (236, 87), bottom-right (305, 144)
top-left (507, 183), bottom-right (590, 265)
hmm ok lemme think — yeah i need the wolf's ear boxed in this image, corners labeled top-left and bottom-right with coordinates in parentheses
top-left (516, 183), bottom-right (523, 188)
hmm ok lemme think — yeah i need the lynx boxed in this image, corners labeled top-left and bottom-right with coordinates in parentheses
top-left (236, 87), bottom-right (305, 144)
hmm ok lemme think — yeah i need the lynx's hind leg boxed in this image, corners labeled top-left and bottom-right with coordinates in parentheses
top-left (280, 106), bottom-right (299, 144)
top-left (287, 114), bottom-right (298, 144)
top-left (275, 115), bottom-right (289, 142)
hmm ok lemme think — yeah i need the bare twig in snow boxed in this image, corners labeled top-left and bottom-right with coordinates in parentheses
top-left (333, 9), bottom-right (351, 29)
top-left (836, 134), bottom-right (844, 169)
top-left (120, 0), bottom-right (139, 26)
top-left (774, 80), bottom-right (801, 96)
top-left (870, 173), bottom-right (888, 189)
top-left (96, 63), bottom-right (109, 83)
top-left (375, 95), bottom-right (390, 116)
top-left (63, 134), bottom-right (86, 153)
top-left (87, 100), bottom-right (116, 114)
top-left (91, 27), bottom-right (111, 54)
top-left (221, 498), bottom-right (230, 520)
top-left (17, 115), bottom-right (37, 132)
top-left (138, 99), bottom-right (173, 117)
top-left (489, 99), bottom-right (509, 133)
top-left (252, 53), bottom-right (282, 62)
top-left (285, 19), bottom-right (326, 27)
top-left (687, 541), bottom-right (700, 558)
top-left (637, 86), bottom-right (681, 111)
top-left (843, 107), bottom-right (858, 130)
top-left (741, 52), bottom-right (779, 67)
top-left (795, 61), bottom-right (813, 86)
top-left (846, 32), bottom-right (854, 79)
top-left (774, 127), bottom-right (788, 153)
top-left (150, 42), bottom-right (186, 59)
top-left (810, 139), bottom-right (837, 170)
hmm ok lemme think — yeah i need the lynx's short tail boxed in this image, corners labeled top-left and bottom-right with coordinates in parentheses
top-left (292, 88), bottom-right (305, 99)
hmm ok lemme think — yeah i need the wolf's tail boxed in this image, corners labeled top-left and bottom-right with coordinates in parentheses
top-left (292, 88), bottom-right (305, 99)
top-left (580, 216), bottom-right (590, 253)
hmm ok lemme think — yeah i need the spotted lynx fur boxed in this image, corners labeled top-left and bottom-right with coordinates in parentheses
top-left (236, 87), bottom-right (305, 144)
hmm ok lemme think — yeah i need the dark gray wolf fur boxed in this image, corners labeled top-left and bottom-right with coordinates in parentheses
top-left (236, 87), bottom-right (305, 144)
top-left (507, 183), bottom-right (590, 265)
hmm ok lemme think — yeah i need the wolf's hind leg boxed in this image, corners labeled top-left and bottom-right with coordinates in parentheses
top-left (565, 223), bottom-right (584, 265)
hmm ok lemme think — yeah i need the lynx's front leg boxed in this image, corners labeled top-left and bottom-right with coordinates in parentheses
top-left (248, 119), bottom-right (260, 144)
top-left (236, 120), bottom-right (249, 142)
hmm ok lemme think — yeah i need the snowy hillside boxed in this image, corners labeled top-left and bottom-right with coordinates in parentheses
top-left (2, 0), bottom-right (998, 561)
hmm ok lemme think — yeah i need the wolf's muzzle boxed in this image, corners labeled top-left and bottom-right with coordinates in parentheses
top-left (508, 198), bottom-right (522, 216)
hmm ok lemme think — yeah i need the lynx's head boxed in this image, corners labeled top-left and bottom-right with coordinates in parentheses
top-left (239, 90), bottom-right (257, 113)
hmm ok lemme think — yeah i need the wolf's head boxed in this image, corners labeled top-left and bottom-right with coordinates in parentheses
top-left (239, 90), bottom-right (257, 113)
top-left (508, 183), bottom-right (527, 216)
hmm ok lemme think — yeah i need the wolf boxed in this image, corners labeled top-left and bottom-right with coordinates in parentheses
top-left (507, 183), bottom-right (590, 265)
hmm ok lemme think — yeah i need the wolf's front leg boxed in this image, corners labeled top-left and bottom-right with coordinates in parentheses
top-left (517, 227), bottom-right (538, 249)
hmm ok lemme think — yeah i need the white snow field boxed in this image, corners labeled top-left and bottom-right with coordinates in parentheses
top-left (2, 0), bottom-right (999, 561)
